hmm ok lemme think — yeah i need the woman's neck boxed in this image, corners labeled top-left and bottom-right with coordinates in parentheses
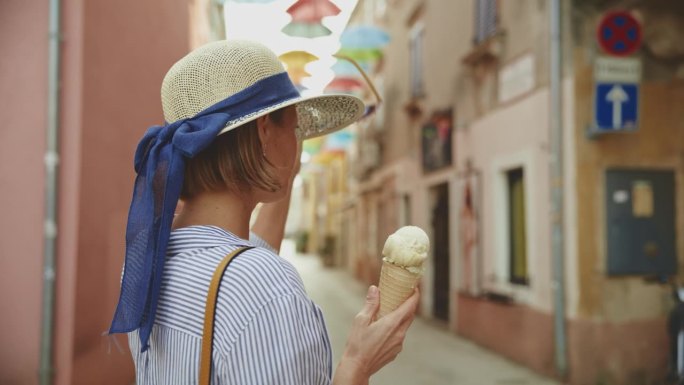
top-left (172, 190), bottom-right (256, 240)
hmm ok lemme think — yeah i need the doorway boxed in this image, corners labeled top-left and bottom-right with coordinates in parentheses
top-left (431, 183), bottom-right (450, 321)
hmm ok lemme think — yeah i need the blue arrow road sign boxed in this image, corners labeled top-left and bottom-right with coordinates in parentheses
top-left (594, 82), bottom-right (639, 131)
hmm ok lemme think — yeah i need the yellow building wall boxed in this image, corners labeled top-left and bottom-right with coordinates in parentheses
top-left (573, 43), bottom-right (684, 323)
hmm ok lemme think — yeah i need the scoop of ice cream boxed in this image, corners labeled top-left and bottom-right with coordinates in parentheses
top-left (382, 226), bottom-right (430, 272)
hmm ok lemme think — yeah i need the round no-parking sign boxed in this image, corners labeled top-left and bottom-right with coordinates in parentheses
top-left (597, 11), bottom-right (642, 57)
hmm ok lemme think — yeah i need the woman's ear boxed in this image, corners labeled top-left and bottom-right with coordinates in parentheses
top-left (256, 115), bottom-right (272, 148)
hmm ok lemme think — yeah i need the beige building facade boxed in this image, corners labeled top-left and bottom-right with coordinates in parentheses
top-left (345, 0), bottom-right (684, 384)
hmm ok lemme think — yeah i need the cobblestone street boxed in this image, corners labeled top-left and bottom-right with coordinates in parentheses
top-left (282, 241), bottom-right (561, 385)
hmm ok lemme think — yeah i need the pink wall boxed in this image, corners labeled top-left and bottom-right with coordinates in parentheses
top-left (74, 0), bottom-right (190, 352)
top-left (67, 1), bottom-right (191, 384)
top-left (457, 294), bottom-right (556, 379)
top-left (0, 1), bottom-right (49, 384)
top-left (2, 0), bottom-right (193, 383)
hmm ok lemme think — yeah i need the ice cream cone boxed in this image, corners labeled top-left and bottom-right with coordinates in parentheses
top-left (377, 260), bottom-right (420, 318)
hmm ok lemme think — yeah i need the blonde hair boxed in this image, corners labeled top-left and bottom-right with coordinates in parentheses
top-left (180, 110), bottom-right (286, 199)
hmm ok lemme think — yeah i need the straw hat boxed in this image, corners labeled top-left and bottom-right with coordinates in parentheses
top-left (160, 40), bottom-right (365, 139)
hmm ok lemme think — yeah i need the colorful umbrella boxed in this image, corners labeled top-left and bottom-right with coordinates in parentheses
top-left (326, 77), bottom-right (364, 92)
top-left (286, 0), bottom-right (340, 23)
top-left (225, 0), bottom-right (276, 3)
top-left (279, 51), bottom-right (319, 68)
top-left (324, 130), bottom-right (355, 151)
top-left (312, 150), bottom-right (345, 164)
top-left (340, 25), bottom-right (390, 49)
top-left (332, 54), bottom-right (383, 119)
top-left (282, 22), bottom-right (333, 38)
top-left (331, 59), bottom-right (370, 77)
top-left (335, 48), bottom-right (384, 63)
top-left (303, 136), bottom-right (325, 155)
top-left (282, 0), bottom-right (341, 38)
top-left (279, 51), bottom-right (319, 85)
top-left (286, 67), bottom-right (311, 85)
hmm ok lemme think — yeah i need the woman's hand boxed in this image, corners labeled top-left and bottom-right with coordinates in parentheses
top-left (333, 285), bottom-right (420, 385)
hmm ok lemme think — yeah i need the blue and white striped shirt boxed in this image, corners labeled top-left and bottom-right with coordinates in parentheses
top-left (128, 225), bottom-right (332, 384)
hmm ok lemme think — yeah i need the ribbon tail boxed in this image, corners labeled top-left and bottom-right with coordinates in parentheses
top-left (138, 147), bottom-right (187, 351)
top-left (134, 125), bottom-right (164, 173)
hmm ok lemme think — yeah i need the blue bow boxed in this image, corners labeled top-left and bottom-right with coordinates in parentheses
top-left (109, 72), bottom-right (299, 351)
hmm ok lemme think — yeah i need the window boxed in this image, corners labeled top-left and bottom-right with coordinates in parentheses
top-left (400, 194), bottom-right (412, 226)
top-left (474, 0), bottom-right (498, 44)
top-left (409, 22), bottom-right (425, 98)
top-left (507, 168), bottom-right (528, 285)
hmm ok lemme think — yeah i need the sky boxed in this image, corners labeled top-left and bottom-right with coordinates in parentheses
top-left (223, 0), bottom-right (359, 95)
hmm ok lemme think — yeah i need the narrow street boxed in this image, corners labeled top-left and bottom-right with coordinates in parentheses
top-left (282, 240), bottom-right (561, 385)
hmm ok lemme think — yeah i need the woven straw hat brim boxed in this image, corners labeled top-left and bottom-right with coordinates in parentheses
top-left (160, 40), bottom-right (364, 140)
top-left (218, 93), bottom-right (365, 140)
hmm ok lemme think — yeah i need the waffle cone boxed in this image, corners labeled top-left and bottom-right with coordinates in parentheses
top-left (378, 260), bottom-right (421, 318)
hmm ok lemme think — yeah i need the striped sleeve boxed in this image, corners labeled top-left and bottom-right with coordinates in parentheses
top-left (218, 293), bottom-right (332, 385)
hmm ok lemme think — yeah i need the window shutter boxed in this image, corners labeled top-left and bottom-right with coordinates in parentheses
top-left (409, 24), bottom-right (424, 98)
top-left (474, 0), bottom-right (497, 44)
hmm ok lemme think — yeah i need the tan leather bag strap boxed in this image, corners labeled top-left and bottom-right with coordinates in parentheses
top-left (199, 246), bottom-right (253, 385)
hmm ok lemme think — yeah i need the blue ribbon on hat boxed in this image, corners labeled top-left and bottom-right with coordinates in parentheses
top-left (109, 72), bottom-right (299, 352)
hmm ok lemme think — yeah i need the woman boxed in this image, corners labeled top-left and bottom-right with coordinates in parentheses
top-left (109, 40), bottom-right (419, 384)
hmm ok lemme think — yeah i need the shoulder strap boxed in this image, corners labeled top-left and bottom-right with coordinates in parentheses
top-left (199, 246), bottom-right (254, 385)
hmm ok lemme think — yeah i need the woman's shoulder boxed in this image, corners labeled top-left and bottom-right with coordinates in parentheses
top-left (154, 241), bottom-right (311, 338)
top-left (225, 244), bottom-right (306, 295)
top-left (208, 244), bottom-right (310, 321)
top-left (211, 245), bottom-right (316, 345)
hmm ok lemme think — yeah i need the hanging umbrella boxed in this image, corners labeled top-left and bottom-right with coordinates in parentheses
top-left (225, 0), bottom-right (276, 3)
top-left (313, 150), bottom-right (345, 164)
top-left (286, 0), bottom-right (340, 23)
top-left (324, 130), bottom-right (355, 151)
top-left (326, 77), bottom-right (364, 92)
top-left (340, 25), bottom-right (390, 49)
top-left (282, 22), bottom-right (333, 38)
top-left (279, 51), bottom-right (319, 84)
top-left (303, 136), bottom-right (325, 155)
top-left (331, 54), bottom-right (383, 119)
top-left (282, 0), bottom-right (341, 38)
top-left (286, 67), bottom-right (311, 85)
top-left (336, 25), bottom-right (388, 68)
top-left (331, 59), bottom-right (370, 77)
top-left (279, 51), bottom-right (319, 69)
top-left (335, 48), bottom-right (384, 63)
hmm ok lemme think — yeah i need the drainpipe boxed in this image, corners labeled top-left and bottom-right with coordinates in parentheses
top-left (40, 0), bottom-right (61, 384)
top-left (550, 0), bottom-right (568, 379)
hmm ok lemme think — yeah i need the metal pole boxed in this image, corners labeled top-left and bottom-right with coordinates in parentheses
top-left (40, 0), bottom-right (61, 383)
top-left (550, 0), bottom-right (568, 379)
